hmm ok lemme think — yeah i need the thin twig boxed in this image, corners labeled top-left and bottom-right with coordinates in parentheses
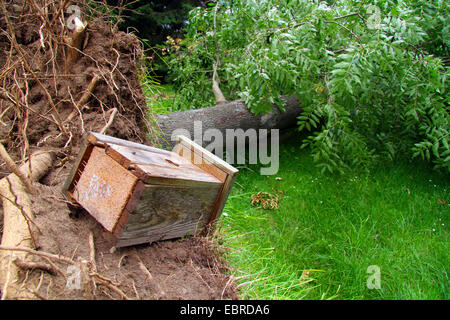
top-left (99, 108), bottom-right (118, 134)
top-left (28, 288), bottom-right (47, 300)
top-left (91, 273), bottom-right (130, 300)
top-left (0, 246), bottom-right (77, 265)
top-left (88, 232), bottom-right (97, 273)
top-left (66, 74), bottom-right (101, 123)
top-left (12, 256), bottom-right (58, 276)
top-left (134, 250), bottom-right (152, 282)
top-left (88, 231), bottom-right (98, 294)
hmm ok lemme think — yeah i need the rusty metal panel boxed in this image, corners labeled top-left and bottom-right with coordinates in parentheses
top-left (72, 146), bottom-right (138, 232)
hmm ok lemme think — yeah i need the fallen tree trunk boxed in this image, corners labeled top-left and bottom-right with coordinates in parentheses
top-left (156, 95), bottom-right (302, 148)
top-left (0, 151), bottom-right (54, 299)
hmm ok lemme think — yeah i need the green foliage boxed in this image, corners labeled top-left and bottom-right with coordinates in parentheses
top-left (408, 0), bottom-right (449, 58)
top-left (161, 35), bottom-right (239, 110)
top-left (164, 0), bottom-right (449, 173)
top-left (164, 38), bottom-right (217, 109)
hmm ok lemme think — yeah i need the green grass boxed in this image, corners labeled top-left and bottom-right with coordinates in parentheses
top-left (141, 77), bottom-right (449, 300)
top-left (142, 81), bottom-right (177, 114)
top-left (217, 137), bottom-right (449, 300)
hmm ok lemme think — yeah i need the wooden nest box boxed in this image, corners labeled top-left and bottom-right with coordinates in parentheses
top-left (63, 132), bottom-right (238, 247)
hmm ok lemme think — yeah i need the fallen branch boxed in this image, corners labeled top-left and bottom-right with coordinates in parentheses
top-left (156, 95), bottom-right (302, 147)
top-left (99, 108), bottom-right (118, 134)
top-left (66, 74), bottom-right (101, 123)
top-left (12, 256), bottom-right (58, 276)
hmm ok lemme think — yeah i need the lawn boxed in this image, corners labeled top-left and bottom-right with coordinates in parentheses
top-left (142, 82), bottom-right (177, 114)
top-left (216, 136), bottom-right (449, 300)
top-left (144, 82), bottom-right (449, 300)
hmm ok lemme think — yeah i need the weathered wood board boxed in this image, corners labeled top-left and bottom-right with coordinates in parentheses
top-left (63, 132), bottom-right (238, 247)
top-left (172, 135), bottom-right (239, 224)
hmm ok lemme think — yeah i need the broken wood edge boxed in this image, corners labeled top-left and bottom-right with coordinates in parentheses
top-left (65, 18), bottom-right (87, 69)
top-left (89, 132), bottom-right (173, 157)
top-left (207, 173), bottom-right (238, 226)
top-left (62, 134), bottom-right (92, 201)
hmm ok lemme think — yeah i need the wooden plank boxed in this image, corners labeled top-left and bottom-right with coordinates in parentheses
top-left (175, 135), bottom-right (239, 175)
top-left (173, 135), bottom-right (239, 225)
top-left (208, 173), bottom-right (237, 224)
top-left (116, 221), bottom-right (204, 247)
top-left (116, 183), bottom-right (222, 247)
top-left (143, 176), bottom-right (221, 188)
top-left (174, 143), bottom-right (228, 183)
top-left (88, 132), bottom-right (174, 157)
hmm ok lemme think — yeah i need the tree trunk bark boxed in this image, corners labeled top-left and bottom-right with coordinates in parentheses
top-left (155, 95), bottom-right (301, 148)
top-left (0, 151), bottom-right (54, 299)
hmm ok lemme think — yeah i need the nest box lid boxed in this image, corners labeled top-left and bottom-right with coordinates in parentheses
top-left (85, 132), bottom-right (222, 186)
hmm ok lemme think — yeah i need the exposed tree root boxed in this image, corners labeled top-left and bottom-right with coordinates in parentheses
top-left (0, 245), bottom-right (131, 300)
top-left (65, 74), bottom-right (102, 123)
top-left (0, 142), bottom-right (34, 194)
top-left (65, 18), bottom-right (88, 69)
top-left (0, 151), bottom-right (54, 299)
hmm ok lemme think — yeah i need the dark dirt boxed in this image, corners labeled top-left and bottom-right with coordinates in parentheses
top-left (0, 1), bottom-right (238, 300)
top-left (22, 182), bottom-right (237, 300)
